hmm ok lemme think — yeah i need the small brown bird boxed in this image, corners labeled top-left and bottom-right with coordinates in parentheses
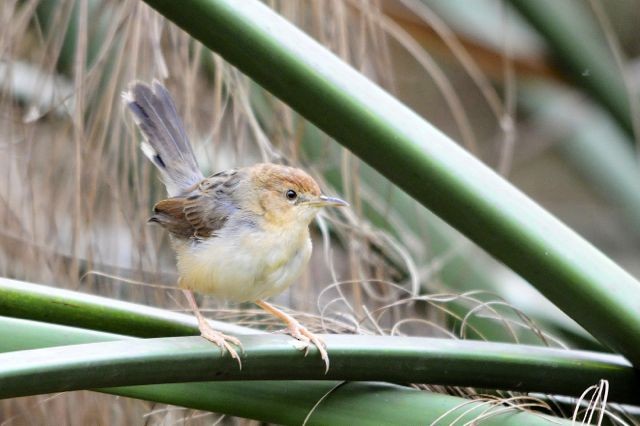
top-left (123, 80), bottom-right (346, 371)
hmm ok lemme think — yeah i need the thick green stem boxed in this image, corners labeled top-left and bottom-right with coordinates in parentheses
top-left (0, 316), bottom-right (573, 425)
top-left (0, 323), bottom-right (637, 403)
top-left (0, 277), bottom-right (253, 337)
top-left (508, 0), bottom-right (634, 137)
top-left (3, 280), bottom-right (631, 402)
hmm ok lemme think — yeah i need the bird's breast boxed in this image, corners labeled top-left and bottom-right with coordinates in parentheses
top-left (174, 224), bottom-right (312, 302)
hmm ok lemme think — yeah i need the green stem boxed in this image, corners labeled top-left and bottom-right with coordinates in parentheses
top-left (0, 277), bottom-right (253, 337)
top-left (521, 82), bottom-right (640, 237)
top-left (0, 316), bottom-right (576, 424)
top-left (508, 0), bottom-right (634, 137)
top-left (1, 317), bottom-right (637, 403)
top-left (5, 278), bottom-right (635, 402)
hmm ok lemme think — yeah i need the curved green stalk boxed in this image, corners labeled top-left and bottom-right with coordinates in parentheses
top-left (0, 279), bottom-right (610, 398)
top-left (0, 317), bottom-right (571, 425)
top-left (118, 381), bottom-right (572, 426)
top-left (141, 0), bottom-right (640, 366)
top-left (1, 330), bottom-right (638, 403)
top-left (521, 82), bottom-right (640, 237)
top-left (507, 0), bottom-right (634, 137)
top-left (0, 277), bottom-right (254, 337)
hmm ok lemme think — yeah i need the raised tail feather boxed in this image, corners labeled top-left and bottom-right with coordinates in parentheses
top-left (123, 80), bottom-right (203, 196)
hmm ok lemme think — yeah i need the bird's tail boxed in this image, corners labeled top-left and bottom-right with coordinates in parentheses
top-left (123, 80), bottom-right (203, 196)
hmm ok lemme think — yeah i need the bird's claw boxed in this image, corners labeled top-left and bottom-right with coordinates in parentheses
top-left (198, 323), bottom-right (243, 370)
top-left (286, 321), bottom-right (329, 374)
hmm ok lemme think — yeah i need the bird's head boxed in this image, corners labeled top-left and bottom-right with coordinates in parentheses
top-left (247, 163), bottom-right (348, 228)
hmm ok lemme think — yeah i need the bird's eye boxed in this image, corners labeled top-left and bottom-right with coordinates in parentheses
top-left (285, 189), bottom-right (298, 201)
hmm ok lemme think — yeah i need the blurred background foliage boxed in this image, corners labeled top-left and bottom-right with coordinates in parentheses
top-left (1, 0), bottom-right (640, 424)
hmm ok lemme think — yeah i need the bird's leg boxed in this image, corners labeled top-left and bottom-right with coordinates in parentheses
top-left (183, 289), bottom-right (243, 368)
top-left (255, 300), bottom-right (329, 373)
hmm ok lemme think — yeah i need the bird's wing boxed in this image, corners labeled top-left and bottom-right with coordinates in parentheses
top-left (149, 169), bottom-right (242, 239)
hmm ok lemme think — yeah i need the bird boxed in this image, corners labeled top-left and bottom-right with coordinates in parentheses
top-left (123, 80), bottom-right (347, 372)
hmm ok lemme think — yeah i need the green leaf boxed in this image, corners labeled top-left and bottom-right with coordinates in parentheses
top-left (521, 82), bottom-right (640, 237)
top-left (0, 316), bottom-right (576, 425)
top-left (0, 327), bottom-right (638, 403)
top-left (0, 277), bottom-right (253, 337)
top-left (508, 0), bottom-right (634, 137)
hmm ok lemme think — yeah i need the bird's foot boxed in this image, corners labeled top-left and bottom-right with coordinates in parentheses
top-left (198, 321), bottom-right (243, 369)
top-left (255, 300), bottom-right (329, 373)
top-left (285, 319), bottom-right (329, 374)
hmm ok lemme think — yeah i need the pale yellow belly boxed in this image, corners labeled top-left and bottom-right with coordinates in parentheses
top-left (174, 230), bottom-right (312, 302)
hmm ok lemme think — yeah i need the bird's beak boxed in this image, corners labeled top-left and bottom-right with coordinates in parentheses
top-left (307, 195), bottom-right (349, 207)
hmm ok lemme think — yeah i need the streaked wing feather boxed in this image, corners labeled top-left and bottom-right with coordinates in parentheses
top-left (149, 198), bottom-right (192, 238)
top-left (183, 195), bottom-right (230, 238)
top-left (149, 171), bottom-right (241, 239)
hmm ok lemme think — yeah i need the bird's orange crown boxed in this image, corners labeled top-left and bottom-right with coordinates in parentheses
top-left (251, 163), bottom-right (321, 196)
